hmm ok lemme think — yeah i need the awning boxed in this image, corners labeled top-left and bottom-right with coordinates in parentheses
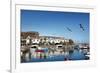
top-left (35, 50), bottom-right (45, 52)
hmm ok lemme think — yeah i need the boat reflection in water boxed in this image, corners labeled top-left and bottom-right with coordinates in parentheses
top-left (21, 46), bottom-right (90, 63)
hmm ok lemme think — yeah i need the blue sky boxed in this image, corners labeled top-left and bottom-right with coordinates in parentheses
top-left (21, 10), bottom-right (90, 43)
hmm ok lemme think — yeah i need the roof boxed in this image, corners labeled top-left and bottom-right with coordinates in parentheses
top-left (39, 36), bottom-right (65, 39)
top-left (21, 31), bottom-right (39, 39)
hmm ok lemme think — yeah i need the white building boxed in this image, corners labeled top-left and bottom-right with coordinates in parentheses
top-left (31, 38), bottom-right (40, 44)
top-left (39, 36), bottom-right (69, 44)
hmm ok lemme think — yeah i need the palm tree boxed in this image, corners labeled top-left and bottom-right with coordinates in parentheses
top-left (67, 39), bottom-right (74, 55)
top-left (68, 39), bottom-right (74, 45)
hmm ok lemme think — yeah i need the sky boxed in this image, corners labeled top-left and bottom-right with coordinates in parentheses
top-left (21, 10), bottom-right (90, 43)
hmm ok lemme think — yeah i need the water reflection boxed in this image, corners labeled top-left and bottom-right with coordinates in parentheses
top-left (21, 47), bottom-right (89, 63)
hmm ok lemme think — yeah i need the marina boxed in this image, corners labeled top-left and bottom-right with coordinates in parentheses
top-left (21, 36), bottom-right (90, 63)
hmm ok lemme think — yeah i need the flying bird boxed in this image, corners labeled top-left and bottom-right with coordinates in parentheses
top-left (79, 24), bottom-right (85, 31)
top-left (66, 27), bottom-right (72, 32)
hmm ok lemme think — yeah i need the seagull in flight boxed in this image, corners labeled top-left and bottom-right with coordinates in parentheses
top-left (79, 24), bottom-right (85, 31)
top-left (66, 27), bottom-right (72, 32)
